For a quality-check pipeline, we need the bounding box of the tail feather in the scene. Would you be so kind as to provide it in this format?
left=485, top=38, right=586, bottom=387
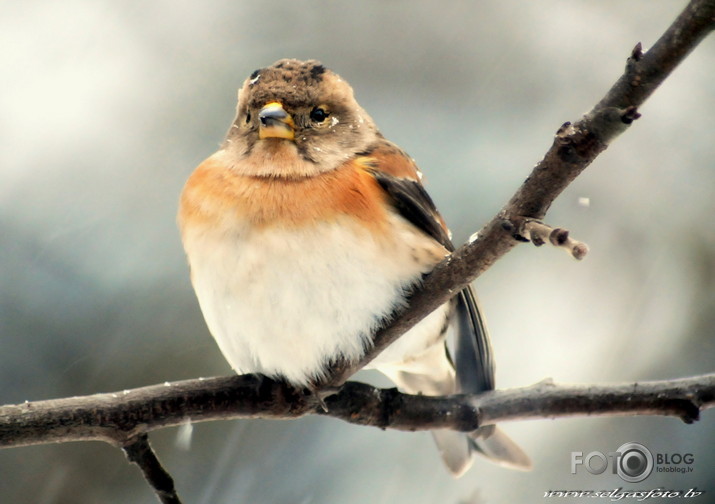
left=430, top=427, right=531, bottom=477
left=431, top=430, right=473, bottom=478
left=470, top=427, right=532, bottom=471
left=431, top=426, right=531, bottom=477
left=377, top=287, right=530, bottom=476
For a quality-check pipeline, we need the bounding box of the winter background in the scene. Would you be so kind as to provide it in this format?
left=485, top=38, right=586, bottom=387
left=1, top=1, right=714, bottom=503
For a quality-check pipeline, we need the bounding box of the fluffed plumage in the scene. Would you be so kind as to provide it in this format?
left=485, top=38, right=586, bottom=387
left=178, top=59, right=530, bottom=476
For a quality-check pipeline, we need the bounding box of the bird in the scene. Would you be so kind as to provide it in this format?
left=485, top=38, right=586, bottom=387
left=178, top=58, right=530, bottom=476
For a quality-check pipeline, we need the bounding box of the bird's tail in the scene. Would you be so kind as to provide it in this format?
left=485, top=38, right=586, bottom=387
left=431, top=425, right=531, bottom=477
left=379, top=343, right=531, bottom=477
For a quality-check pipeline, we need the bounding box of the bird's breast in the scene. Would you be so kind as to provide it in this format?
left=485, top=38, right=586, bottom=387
left=178, top=152, right=448, bottom=385
left=178, top=151, right=391, bottom=232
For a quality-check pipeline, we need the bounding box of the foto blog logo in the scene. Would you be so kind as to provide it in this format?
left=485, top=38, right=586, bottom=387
left=571, top=442, right=653, bottom=483
left=571, top=442, right=694, bottom=483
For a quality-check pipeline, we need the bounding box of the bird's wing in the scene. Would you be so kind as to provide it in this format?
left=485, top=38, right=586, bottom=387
left=357, top=140, right=451, bottom=248
left=360, top=140, right=495, bottom=394
left=362, top=141, right=529, bottom=471
left=369, top=167, right=452, bottom=249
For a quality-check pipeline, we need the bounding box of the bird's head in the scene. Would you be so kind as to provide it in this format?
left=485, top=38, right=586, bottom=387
left=224, top=59, right=380, bottom=178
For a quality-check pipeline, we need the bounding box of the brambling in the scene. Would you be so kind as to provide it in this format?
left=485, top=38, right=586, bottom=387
left=178, top=59, right=530, bottom=476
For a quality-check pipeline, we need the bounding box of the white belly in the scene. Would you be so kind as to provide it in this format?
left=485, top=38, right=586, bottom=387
left=184, top=213, right=449, bottom=386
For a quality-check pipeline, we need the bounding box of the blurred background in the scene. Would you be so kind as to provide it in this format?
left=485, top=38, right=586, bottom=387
left=1, top=1, right=713, bottom=503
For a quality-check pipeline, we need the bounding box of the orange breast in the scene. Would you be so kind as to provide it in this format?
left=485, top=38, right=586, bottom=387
left=178, top=154, right=390, bottom=234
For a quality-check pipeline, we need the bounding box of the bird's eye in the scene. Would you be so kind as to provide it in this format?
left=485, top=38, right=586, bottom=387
left=310, top=107, right=329, bottom=123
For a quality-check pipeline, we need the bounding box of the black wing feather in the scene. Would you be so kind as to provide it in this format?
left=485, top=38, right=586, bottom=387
left=370, top=170, right=452, bottom=250
left=370, top=170, right=495, bottom=394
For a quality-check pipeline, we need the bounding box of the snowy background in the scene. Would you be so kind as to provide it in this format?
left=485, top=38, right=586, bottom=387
left=1, top=1, right=714, bottom=503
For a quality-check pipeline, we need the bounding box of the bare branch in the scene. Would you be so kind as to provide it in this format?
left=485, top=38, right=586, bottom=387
left=1, top=374, right=713, bottom=449
left=325, top=375, right=715, bottom=431
left=0, top=2, right=713, bottom=500
left=521, top=221, right=589, bottom=260
left=123, top=435, right=183, bottom=504
left=0, top=376, right=311, bottom=449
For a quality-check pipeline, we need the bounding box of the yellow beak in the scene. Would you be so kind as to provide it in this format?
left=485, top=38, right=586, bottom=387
left=258, top=102, right=295, bottom=140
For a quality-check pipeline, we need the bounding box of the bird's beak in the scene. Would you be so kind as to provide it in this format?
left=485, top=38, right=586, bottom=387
left=258, top=102, right=295, bottom=140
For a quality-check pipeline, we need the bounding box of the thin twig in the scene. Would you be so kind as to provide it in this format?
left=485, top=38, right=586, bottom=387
left=123, top=434, right=183, bottom=504
left=521, top=220, right=589, bottom=260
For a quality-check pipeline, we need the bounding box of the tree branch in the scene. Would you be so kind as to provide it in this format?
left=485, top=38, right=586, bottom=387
left=322, top=0, right=715, bottom=387
left=123, top=435, right=183, bottom=504
left=326, top=375, right=715, bottom=431
left=1, top=1, right=713, bottom=501
left=1, top=374, right=713, bottom=449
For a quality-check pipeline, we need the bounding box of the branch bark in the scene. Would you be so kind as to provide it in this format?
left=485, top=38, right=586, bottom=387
left=1, top=374, right=713, bottom=448
left=123, top=435, right=182, bottom=504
